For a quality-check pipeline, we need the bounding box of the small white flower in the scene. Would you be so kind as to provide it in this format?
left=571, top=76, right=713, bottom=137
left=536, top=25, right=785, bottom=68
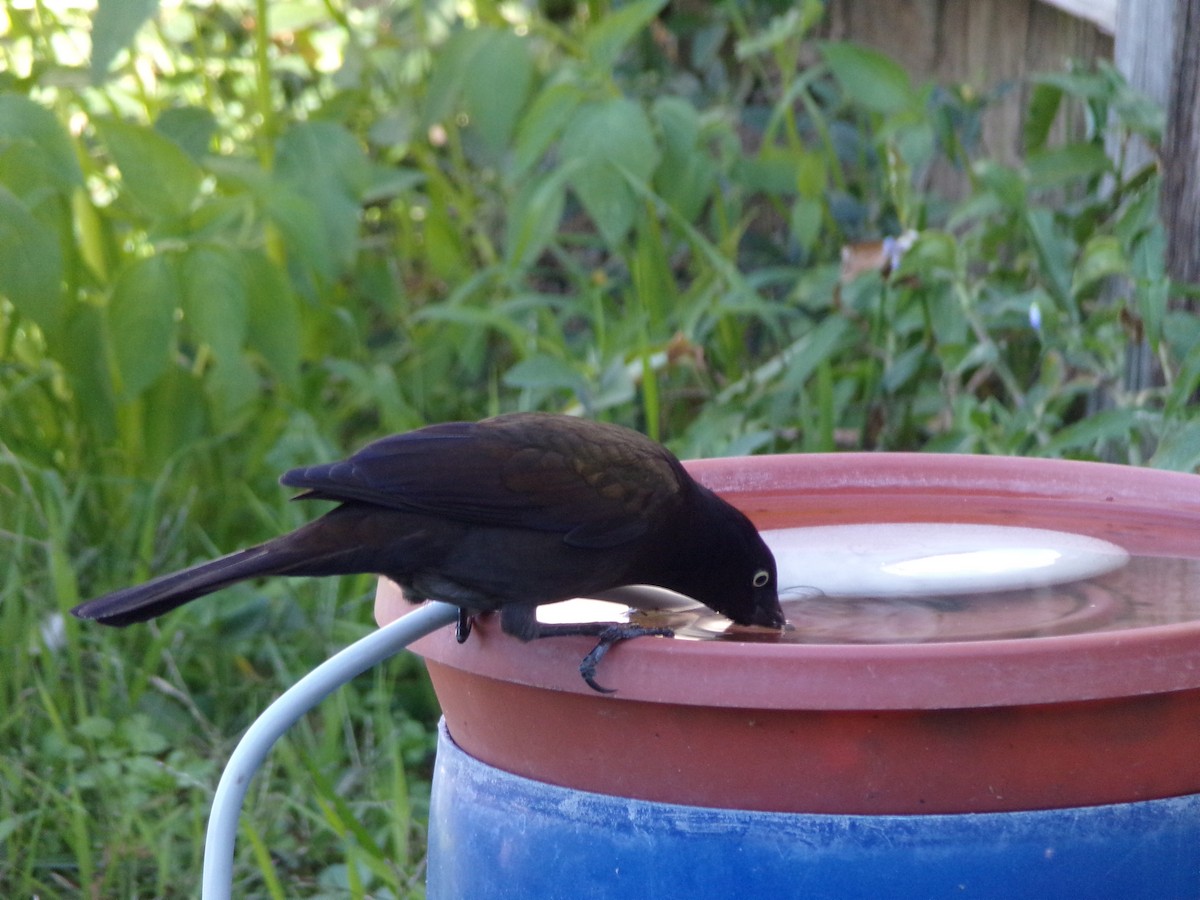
left=40, top=612, right=67, bottom=653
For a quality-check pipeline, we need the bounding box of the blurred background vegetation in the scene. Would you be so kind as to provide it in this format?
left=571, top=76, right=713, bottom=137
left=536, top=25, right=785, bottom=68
left=1, top=0, right=1194, bottom=895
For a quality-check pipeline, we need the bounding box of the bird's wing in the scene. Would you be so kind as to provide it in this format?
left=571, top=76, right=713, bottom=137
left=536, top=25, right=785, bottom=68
left=279, top=414, right=687, bottom=548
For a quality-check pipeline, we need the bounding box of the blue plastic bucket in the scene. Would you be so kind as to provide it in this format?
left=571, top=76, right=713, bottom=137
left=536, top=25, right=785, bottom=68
left=396, top=455, right=1200, bottom=897
left=427, top=720, right=1200, bottom=899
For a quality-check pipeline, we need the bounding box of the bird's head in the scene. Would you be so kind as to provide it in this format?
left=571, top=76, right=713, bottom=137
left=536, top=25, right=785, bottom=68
left=666, top=487, right=786, bottom=631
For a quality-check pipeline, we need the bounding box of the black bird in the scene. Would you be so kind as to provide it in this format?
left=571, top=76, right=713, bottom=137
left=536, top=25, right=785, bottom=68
left=72, top=413, right=785, bottom=691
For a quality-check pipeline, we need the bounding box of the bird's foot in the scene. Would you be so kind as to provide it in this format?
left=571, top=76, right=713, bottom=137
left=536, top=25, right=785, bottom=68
left=579, top=624, right=672, bottom=693
left=531, top=621, right=673, bottom=693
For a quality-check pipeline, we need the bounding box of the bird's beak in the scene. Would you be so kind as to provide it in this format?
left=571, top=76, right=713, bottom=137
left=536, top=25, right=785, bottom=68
left=750, top=603, right=787, bottom=630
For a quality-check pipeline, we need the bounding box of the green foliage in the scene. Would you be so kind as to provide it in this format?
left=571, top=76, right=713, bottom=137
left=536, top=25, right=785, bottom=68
left=0, top=0, right=1192, bottom=896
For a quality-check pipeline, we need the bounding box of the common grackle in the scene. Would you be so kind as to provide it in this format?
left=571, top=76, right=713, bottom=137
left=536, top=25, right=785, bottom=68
left=72, top=412, right=785, bottom=691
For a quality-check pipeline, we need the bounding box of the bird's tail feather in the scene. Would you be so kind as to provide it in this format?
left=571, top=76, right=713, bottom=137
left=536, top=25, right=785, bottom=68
left=71, top=543, right=307, bottom=627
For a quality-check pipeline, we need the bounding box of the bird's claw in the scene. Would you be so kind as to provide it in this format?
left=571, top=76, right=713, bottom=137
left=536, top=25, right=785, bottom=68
left=578, top=624, right=674, bottom=693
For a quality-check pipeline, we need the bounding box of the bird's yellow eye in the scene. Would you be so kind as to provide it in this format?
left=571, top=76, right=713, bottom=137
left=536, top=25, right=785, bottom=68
left=752, top=569, right=770, bottom=587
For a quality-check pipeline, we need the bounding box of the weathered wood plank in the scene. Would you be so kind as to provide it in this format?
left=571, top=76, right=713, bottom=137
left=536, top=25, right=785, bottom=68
left=1041, top=0, right=1116, bottom=31
left=1161, top=0, right=1200, bottom=292
left=821, top=0, right=1113, bottom=192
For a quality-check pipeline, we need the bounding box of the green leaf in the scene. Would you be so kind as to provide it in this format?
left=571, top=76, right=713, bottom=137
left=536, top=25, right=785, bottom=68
left=970, top=160, right=1026, bottom=211
left=421, top=188, right=473, bottom=283
left=1137, top=273, right=1168, bottom=351
left=1024, top=82, right=1063, bottom=154
left=275, top=121, right=370, bottom=198
left=0, top=95, right=84, bottom=192
left=512, top=81, right=585, bottom=179
left=107, top=254, right=179, bottom=398
left=719, top=316, right=853, bottom=403
left=206, top=351, right=259, bottom=425
left=425, top=28, right=536, bottom=164
left=820, top=41, right=915, bottom=115
left=1071, top=234, right=1128, bottom=297
left=560, top=99, right=660, bottom=246
left=181, top=244, right=248, bottom=365
left=91, top=0, right=160, bottom=81
left=789, top=316, right=854, bottom=384
left=1133, top=222, right=1168, bottom=348
left=1032, top=69, right=1113, bottom=101
left=789, top=198, right=822, bottom=254
left=735, top=2, right=824, bottom=59
left=60, top=302, right=118, bottom=440
left=207, top=155, right=341, bottom=286
left=896, top=230, right=958, bottom=280
left=653, top=97, right=700, bottom=154
left=1026, top=208, right=1073, bottom=306
left=155, top=106, right=217, bottom=161
left=1026, top=143, right=1111, bottom=187
left=140, top=366, right=207, bottom=467
left=0, top=186, right=64, bottom=333
left=244, top=250, right=301, bottom=390
left=262, top=187, right=336, bottom=285
left=503, top=354, right=587, bottom=394
left=652, top=97, right=716, bottom=222
left=414, top=302, right=529, bottom=347
left=794, top=149, right=827, bottom=197
left=505, top=163, right=572, bottom=270
left=461, top=31, right=535, bottom=162
left=1112, top=81, right=1166, bottom=140
left=1165, top=318, right=1200, bottom=417
left=883, top=342, right=927, bottom=394
left=591, top=357, right=637, bottom=412
left=423, top=30, right=481, bottom=124
left=1115, top=175, right=1162, bottom=246
left=633, top=213, right=676, bottom=327
left=1152, top=421, right=1200, bottom=472
left=0, top=140, right=76, bottom=226
left=275, top=122, right=367, bottom=274
left=732, top=151, right=800, bottom=196
left=94, top=118, right=203, bottom=221
left=583, top=0, right=669, bottom=70
left=1040, top=409, right=1142, bottom=456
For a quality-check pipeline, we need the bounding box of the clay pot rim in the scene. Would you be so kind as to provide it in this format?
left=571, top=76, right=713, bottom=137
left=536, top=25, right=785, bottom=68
left=404, top=611, right=1200, bottom=710
left=685, top=451, right=1200, bottom=512
left=386, top=453, right=1200, bottom=711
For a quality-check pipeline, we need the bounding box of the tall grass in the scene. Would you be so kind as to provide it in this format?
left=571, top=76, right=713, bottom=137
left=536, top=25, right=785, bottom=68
left=1, top=445, right=437, bottom=895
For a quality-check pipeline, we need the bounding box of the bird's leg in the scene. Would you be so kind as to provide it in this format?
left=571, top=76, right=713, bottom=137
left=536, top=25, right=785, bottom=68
left=403, top=580, right=474, bottom=643
left=455, top=608, right=474, bottom=644
left=530, top=621, right=674, bottom=694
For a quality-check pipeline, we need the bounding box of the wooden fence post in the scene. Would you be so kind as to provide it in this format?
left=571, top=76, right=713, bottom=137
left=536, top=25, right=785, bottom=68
left=1160, top=0, right=1200, bottom=298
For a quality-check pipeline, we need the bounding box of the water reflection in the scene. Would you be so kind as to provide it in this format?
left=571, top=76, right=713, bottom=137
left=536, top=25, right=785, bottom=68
left=536, top=523, right=1200, bottom=645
